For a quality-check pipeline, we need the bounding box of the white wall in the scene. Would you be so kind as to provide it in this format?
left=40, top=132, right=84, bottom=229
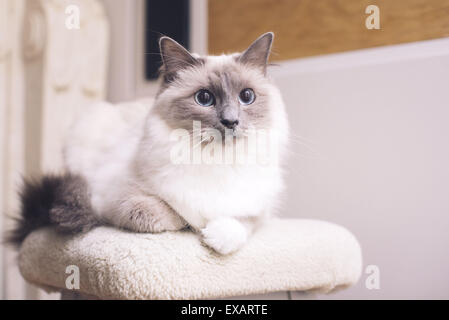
left=271, top=38, right=449, bottom=299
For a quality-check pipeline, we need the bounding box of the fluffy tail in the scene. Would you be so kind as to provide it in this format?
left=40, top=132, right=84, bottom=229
left=6, top=173, right=100, bottom=248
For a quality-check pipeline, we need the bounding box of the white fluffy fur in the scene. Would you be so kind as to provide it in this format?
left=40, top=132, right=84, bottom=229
left=64, top=55, right=289, bottom=254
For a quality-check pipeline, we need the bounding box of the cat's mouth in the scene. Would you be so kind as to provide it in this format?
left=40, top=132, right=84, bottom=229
left=191, top=127, right=246, bottom=147
left=228, top=128, right=245, bottom=138
left=218, top=126, right=247, bottom=140
left=186, top=121, right=249, bottom=145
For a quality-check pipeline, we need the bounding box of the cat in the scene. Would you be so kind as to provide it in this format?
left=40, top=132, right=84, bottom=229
left=8, top=32, right=289, bottom=255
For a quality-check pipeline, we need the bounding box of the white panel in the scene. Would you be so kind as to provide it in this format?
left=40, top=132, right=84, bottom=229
left=190, top=0, right=208, bottom=55
left=1, top=0, right=28, bottom=300
left=102, top=0, right=138, bottom=102
left=0, top=0, right=108, bottom=300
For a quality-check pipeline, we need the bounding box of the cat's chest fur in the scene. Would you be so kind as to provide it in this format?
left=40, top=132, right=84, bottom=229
left=144, top=161, right=282, bottom=229
left=134, top=115, right=283, bottom=229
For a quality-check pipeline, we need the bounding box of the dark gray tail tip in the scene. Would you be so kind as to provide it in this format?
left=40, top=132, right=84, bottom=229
left=4, top=173, right=100, bottom=249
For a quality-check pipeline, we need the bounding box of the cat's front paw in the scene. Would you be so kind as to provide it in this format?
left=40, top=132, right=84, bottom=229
left=116, top=195, right=187, bottom=233
left=201, top=218, right=248, bottom=255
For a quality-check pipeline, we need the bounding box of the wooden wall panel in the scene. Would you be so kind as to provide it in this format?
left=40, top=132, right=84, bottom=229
left=208, top=0, right=449, bottom=60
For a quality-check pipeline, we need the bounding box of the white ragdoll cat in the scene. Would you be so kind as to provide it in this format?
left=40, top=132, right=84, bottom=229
left=9, top=33, right=288, bottom=255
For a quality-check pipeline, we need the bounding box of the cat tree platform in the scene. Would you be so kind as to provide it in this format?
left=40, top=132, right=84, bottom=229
left=17, top=219, right=362, bottom=299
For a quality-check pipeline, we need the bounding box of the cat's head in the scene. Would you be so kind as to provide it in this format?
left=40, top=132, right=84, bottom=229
left=153, top=32, right=280, bottom=137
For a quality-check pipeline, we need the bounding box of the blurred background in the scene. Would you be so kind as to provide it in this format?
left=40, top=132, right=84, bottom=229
left=1, top=0, right=448, bottom=299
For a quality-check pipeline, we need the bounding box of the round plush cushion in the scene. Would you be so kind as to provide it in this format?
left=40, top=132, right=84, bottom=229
left=18, top=218, right=362, bottom=299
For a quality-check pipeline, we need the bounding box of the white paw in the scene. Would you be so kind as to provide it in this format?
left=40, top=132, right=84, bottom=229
left=201, top=218, right=248, bottom=255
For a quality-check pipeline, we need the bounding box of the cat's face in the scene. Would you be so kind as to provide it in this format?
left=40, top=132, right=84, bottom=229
left=153, top=33, right=277, bottom=137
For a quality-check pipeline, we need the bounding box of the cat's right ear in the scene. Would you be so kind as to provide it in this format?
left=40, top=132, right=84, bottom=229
left=159, top=37, right=199, bottom=82
left=238, top=32, right=274, bottom=75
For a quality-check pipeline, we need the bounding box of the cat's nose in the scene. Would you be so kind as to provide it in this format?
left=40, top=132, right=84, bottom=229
left=220, top=118, right=239, bottom=129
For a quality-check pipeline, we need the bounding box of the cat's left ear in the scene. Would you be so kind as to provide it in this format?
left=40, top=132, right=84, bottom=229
left=238, top=32, right=274, bottom=75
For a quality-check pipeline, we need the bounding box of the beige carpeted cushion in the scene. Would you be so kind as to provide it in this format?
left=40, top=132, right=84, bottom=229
left=18, top=219, right=362, bottom=299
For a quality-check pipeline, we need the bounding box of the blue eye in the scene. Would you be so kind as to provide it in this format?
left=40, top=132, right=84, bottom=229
left=239, top=88, right=255, bottom=105
left=194, top=89, right=215, bottom=107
